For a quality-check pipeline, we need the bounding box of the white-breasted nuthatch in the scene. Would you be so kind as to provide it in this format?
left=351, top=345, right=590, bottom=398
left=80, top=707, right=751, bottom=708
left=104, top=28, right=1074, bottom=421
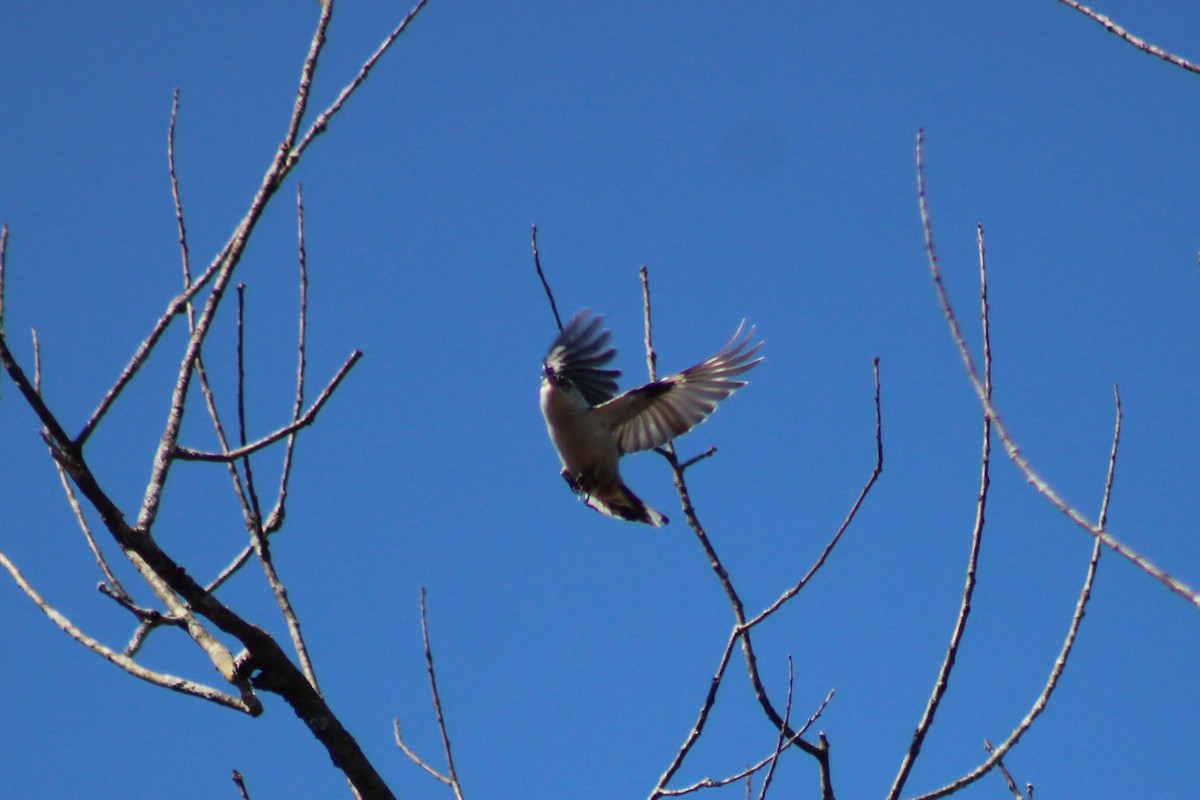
left=540, top=310, right=761, bottom=526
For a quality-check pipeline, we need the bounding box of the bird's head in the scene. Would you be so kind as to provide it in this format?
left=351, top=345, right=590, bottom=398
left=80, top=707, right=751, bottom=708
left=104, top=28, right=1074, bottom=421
left=542, top=360, right=577, bottom=395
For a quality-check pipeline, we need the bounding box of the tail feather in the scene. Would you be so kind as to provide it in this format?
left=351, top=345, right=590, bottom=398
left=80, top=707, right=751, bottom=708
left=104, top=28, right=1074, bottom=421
left=585, top=482, right=668, bottom=527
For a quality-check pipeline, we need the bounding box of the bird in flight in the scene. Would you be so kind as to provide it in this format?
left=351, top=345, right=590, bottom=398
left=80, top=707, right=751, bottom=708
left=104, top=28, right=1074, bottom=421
left=540, top=310, right=762, bottom=526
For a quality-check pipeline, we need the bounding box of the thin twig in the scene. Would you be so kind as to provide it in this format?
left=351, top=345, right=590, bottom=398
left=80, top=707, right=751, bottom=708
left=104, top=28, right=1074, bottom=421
left=886, top=225, right=993, bottom=800
left=1056, top=0, right=1200, bottom=75
left=134, top=0, right=341, bottom=534
left=756, top=656, right=794, bottom=800
left=264, top=183, right=311, bottom=533
left=0, top=547, right=254, bottom=712
left=229, top=285, right=319, bottom=689
left=290, top=0, right=430, bottom=161
left=423, top=587, right=466, bottom=800
left=532, top=225, right=563, bottom=332
left=236, top=284, right=264, bottom=525
left=171, top=90, right=256, bottom=587
left=76, top=86, right=229, bottom=445
left=33, top=331, right=132, bottom=600
left=915, top=129, right=1199, bottom=609
left=173, top=351, right=362, bottom=462
left=984, top=740, right=1026, bottom=800
left=910, top=387, right=1118, bottom=800
left=747, top=358, right=882, bottom=629
left=205, top=546, right=255, bottom=594
left=98, top=583, right=181, bottom=626
left=394, top=720, right=449, bottom=785
left=58, top=465, right=128, bottom=596
left=394, top=588, right=467, bottom=800
left=652, top=629, right=741, bottom=795
left=654, top=689, right=835, bottom=798
left=232, top=769, right=252, bottom=800
left=679, top=446, right=717, bottom=471
left=637, top=268, right=831, bottom=798
left=169, top=89, right=192, bottom=285
left=639, top=265, right=657, bottom=379
left=246, top=496, right=320, bottom=694
left=0, top=223, right=7, bottom=334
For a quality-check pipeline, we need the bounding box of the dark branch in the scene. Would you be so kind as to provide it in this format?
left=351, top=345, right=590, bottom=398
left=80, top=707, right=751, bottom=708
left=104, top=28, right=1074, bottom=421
left=532, top=225, right=563, bottom=332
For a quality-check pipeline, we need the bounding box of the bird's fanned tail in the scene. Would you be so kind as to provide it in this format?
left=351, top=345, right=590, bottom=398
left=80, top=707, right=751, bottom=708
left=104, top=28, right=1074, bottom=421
left=584, top=481, right=668, bottom=527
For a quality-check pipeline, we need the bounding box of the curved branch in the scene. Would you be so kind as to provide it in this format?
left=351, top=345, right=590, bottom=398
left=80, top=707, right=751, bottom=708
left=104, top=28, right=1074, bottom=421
left=746, top=358, right=882, bottom=629
left=1056, top=0, right=1200, bottom=75
left=532, top=225, right=564, bottom=332
left=908, top=392, right=1120, bottom=800
left=886, top=225, right=994, bottom=800
left=0, top=547, right=255, bottom=713
left=915, top=129, right=1199, bottom=609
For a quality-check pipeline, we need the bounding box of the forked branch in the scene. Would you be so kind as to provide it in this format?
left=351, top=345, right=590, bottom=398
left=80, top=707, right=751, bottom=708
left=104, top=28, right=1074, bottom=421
left=394, top=588, right=468, bottom=800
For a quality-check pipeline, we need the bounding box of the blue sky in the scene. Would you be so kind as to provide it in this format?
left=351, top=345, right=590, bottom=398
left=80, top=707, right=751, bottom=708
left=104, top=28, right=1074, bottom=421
left=1, top=2, right=1198, bottom=798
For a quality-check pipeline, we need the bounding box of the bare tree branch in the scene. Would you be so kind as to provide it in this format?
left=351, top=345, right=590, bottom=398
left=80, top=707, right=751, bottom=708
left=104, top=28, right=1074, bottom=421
left=0, top=223, right=7, bottom=335
left=173, top=351, right=362, bottom=463
left=290, top=0, right=430, bottom=162
left=1056, top=0, right=1200, bottom=75
left=655, top=687, right=834, bottom=799
left=652, top=629, right=741, bottom=796
left=0, top=547, right=255, bottom=712
left=911, top=393, right=1113, bottom=800
left=639, top=265, right=658, bottom=380
left=984, top=740, right=1026, bottom=800
left=1, top=324, right=240, bottom=683
left=394, top=588, right=467, bottom=800
left=169, top=88, right=192, bottom=287
left=636, top=267, right=833, bottom=797
left=263, top=183, right=312, bottom=534
left=236, top=284, right=265, bottom=524
left=228, top=284, right=322, bottom=693
left=135, top=4, right=338, bottom=534
left=0, top=4, right=436, bottom=796
left=232, top=769, right=252, bottom=800
left=679, top=446, right=718, bottom=471
left=914, top=128, right=1199, bottom=609
left=531, top=224, right=563, bottom=332
left=908, top=183, right=1119, bottom=798
left=746, top=358, right=882, bottom=630
left=58, top=468, right=126, bottom=597
left=756, top=656, right=795, bottom=800
left=886, top=224, right=994, bottom=800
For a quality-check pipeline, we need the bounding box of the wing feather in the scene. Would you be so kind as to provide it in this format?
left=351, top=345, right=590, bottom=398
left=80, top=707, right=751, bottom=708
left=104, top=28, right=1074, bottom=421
left=596, top=322, right=762, bottom=454
left=543, top=310, right=621, bottom=406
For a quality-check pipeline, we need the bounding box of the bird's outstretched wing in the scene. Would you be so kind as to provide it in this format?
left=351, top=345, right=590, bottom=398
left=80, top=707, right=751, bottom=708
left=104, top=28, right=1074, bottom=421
left=595, top=322, right=762, bottom=454
left=544, top=310, right=621, bottom=406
